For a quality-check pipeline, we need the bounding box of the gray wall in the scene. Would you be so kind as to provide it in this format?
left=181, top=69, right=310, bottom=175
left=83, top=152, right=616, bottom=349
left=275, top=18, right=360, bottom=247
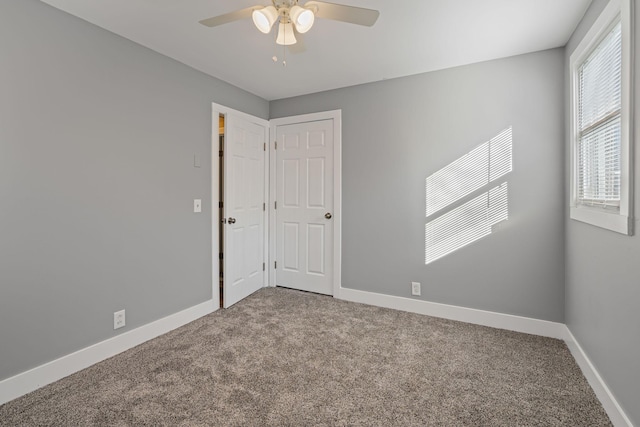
left=5, top=2, right=634, bottom=422
left=271, top=49, right=566, bottom=322
left=565, top=0, right=640, bottom=425
left=0, top=0, right=268, bottom=381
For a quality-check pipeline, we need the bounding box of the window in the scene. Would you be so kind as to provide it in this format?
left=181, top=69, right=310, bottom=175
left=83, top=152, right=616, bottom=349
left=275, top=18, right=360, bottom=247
left=569, top=0, right=633, bottom=235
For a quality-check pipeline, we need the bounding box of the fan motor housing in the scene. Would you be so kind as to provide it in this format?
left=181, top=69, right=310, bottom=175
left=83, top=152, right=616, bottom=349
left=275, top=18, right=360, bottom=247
left=273, top=0, right=299, bottom=10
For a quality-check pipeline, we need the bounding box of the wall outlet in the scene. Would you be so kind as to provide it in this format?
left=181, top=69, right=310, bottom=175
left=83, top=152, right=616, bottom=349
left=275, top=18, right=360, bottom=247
left=114, top=310, right=126, bottom=330
left=411, top=282, right=421, bottom=296
left=193, top=199, right=202, bottom=213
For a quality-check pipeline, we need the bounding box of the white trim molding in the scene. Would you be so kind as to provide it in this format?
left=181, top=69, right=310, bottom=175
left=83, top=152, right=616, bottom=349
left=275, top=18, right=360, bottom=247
left=1, top=287, right=633, bottom=427
left=269, top=110, right=342, bottom=296
left=563, top=327, right=633, bottom=427
left=568, top=0, right=634, bottom=235
left=211, top=103, right=271, bottom=304
left=337, top=287, right=566, bottom=339
left=0, top=299, right=216, bottom=406
left=337, top=287, right=632, bottom=425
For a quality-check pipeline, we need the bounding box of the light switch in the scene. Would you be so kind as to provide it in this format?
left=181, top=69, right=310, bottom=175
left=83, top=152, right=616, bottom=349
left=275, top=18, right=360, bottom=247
left=194, top=199, right=202, bottom=213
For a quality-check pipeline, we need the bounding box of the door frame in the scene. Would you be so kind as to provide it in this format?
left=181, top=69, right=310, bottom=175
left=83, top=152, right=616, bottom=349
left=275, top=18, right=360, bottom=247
left=211, top=103, right=270, bottom=310
left=269, top=110, right=342, bottom=296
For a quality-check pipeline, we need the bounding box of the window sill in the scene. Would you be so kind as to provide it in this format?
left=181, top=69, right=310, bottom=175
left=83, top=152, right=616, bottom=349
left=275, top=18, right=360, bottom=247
left=570, top=206, right=632, bottom=235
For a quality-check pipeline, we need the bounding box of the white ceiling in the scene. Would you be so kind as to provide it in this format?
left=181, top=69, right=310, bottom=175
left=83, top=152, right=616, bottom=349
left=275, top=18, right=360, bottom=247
left=40, top=0, right=592, bottom=101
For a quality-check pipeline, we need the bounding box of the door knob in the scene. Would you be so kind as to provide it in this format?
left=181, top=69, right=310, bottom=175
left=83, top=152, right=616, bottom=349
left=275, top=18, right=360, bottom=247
left=228, top=217, right=236, bottom=224
left=325, top=213, right=332, bottom=219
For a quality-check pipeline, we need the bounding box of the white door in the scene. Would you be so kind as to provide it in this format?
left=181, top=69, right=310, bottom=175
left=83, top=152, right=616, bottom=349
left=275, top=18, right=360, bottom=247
left=275, top=119, right=334, bottom=295
left=224, top=113, right=266, bottom=308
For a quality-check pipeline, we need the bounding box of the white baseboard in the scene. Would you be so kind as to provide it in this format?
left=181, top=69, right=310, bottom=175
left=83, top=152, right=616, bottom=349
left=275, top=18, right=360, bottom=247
left=336, top=287, right=632, bottom=426
left=0, top=299, right=216, bottom=406
left=1, top=289, right=632, bottom=427
left=337, top=287, right=566, bottom=339
left=563, top=327, right=633, bottom=427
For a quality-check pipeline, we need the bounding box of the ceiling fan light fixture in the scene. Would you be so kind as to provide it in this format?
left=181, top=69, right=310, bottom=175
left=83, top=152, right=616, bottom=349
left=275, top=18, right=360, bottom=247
left=276, top=22, right=297, bottom=45
left=252, top=5, right=278, bottom=34
left=290, top=5, right=315, bottom=33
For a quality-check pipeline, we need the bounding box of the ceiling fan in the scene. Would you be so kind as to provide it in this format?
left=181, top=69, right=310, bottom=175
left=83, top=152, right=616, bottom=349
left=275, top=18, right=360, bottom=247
left=199, top=0, right=380, bottom=47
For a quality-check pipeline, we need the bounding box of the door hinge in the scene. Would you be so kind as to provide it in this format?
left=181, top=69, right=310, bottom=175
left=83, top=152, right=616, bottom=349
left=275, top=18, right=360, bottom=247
left=274, top=141, right=277, bottom=150
left=218, top=150, right=223, bottom=157
left=219, top=252, right=223, bottom=260
left=274, top=261, right=277, bottom=269
left=219, top=201, right=223, bottom=209
left=262, top=262, right=265, bottom=271
left=274, top=201, right=277, bottom=210
left=263, top=202, right=266, bottom=211
left=264, top=142, right=266, bottom=151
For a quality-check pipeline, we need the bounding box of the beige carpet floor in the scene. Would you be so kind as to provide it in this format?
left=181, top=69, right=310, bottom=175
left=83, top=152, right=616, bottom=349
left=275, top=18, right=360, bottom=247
left=0, top=287, right=611, bottom=426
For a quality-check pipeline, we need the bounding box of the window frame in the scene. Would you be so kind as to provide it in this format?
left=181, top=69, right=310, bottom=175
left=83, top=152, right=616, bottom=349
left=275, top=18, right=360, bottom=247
left=569, top=0, right=634, bottom=235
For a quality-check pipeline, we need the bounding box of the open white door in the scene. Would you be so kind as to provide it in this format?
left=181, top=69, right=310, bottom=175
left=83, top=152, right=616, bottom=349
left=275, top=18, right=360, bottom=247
left=223, top=112, right=267, bottom=308
left=273, top=117, right=337, bottom=295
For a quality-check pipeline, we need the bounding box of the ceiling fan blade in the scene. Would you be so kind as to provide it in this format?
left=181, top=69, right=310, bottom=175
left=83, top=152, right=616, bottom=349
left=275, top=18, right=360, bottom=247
left=304, top=1, right=379, bottom=27
left=199, top=6, right=255, bottom=28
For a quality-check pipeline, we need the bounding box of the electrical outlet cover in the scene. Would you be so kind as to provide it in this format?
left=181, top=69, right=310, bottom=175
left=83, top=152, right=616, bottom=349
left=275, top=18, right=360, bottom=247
left=114, top=310, right=126, bottom=330
left=411, top=282, right=421, bottom=296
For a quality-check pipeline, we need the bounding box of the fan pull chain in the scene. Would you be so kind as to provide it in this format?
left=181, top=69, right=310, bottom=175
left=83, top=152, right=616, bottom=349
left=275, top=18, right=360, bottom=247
left=272, top=29, right=278, bottom=63
left=282, top=20, right=287, bottom=67
left=282, top=39, right=287, bottom=67
left=272, top=19, right=280, bottom=64
left=272, top=23, right=287, bottom=67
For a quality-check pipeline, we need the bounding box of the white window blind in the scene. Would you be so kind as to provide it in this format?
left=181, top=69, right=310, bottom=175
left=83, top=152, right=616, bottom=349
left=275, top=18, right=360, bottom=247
left=577, top=21, right=622, bottom=209
left=569, top=0, right=632, bottom=235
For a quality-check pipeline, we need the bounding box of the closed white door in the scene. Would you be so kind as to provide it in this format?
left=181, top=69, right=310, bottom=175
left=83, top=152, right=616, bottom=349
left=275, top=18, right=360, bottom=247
left=275, top=119, right=334, bottom=295
left=224, top=113, right=266, bottom=308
